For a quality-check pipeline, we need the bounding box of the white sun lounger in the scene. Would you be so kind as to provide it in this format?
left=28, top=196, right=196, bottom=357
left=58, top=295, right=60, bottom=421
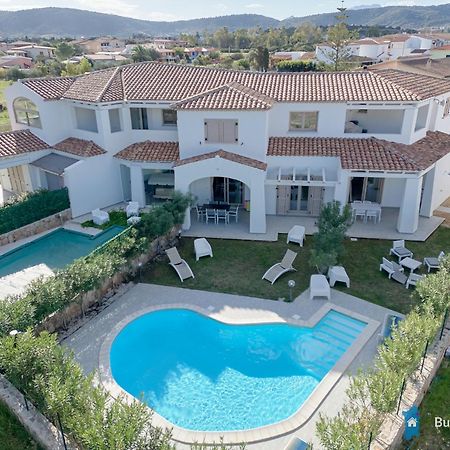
left=166, top=247, right=194, bottom=282
left=262, top=249, right=297, bottom=284
left=309, top=274, right=330, bottom=300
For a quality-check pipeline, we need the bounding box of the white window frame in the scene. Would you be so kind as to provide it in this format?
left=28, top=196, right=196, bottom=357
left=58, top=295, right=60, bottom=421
left=13, top=97, right=42, bottom=128
left=289, top=111, right=318, bottom=132
left=162, top=109, right=177, bottom=126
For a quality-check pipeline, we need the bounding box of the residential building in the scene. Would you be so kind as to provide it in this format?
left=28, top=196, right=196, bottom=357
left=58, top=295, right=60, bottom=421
left=6, top=45, right=56, bottom=61
left=316, top=35, right=434, bottom=65
left=1, top=63, right=450, bottom=236
left=430, top=45, right=450, bottom=59
left=72, top=37, right=126, bottom=54
left=369, top=56, right=450, bottom=79
left=0, top=56, right=34, bottom=70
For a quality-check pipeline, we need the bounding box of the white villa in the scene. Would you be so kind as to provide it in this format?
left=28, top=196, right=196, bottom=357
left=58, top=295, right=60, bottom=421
left=1, top=62, right=450, bottom=235
left=316, top=35, right=434, bottom=65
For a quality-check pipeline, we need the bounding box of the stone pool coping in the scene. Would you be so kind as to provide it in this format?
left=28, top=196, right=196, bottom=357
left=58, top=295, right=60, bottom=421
left=98, top=301, right=379, bottom=444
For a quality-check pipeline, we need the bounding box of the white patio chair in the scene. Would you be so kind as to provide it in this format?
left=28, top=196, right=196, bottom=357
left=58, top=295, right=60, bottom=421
left=378, top=313, right=404, bottom=342
left=353, top=209, right=366, bottom=222
left=309, top=274, right=330, bottom=300
left=195, top=205, right=205, bottom=222
left=166, top=247, right=194, bottom=282
left=228, top=205, right=239, bottom=223
left=406, top=273, right=423, bottom=289
left=126, top=201, right=139, bottom=218
left=205, top=208, right=217, bottom=224
left=423, top=251, right=445, bottom=272
left=390, top=240, right=413, bottom=262
left=262, top=249, right=297, bottom=284
left=194, top=238, right=213, bottom=261
left=287, top=225, right=306, bottom=246
left=379, top=257, right=404, bottom=279
left=216, top=209, right=228, bottom=224
left=365, top=209, right=379, bottom=223
left=92, top=208, right=109, bottom=226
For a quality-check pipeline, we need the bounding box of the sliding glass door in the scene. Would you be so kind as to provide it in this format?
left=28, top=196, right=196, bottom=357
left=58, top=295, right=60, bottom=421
left=349, top=177, right=384, bottom=203
left=212, top=178, right=243, bottom=204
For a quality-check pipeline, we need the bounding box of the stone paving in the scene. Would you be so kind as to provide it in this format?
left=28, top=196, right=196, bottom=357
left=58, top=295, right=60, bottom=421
left=64, top=283, right=398, bottom=449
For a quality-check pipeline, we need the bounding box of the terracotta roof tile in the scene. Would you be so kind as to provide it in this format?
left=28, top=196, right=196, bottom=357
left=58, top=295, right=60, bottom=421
left=268, top=132, right=450, bottom=171
left=0, top=130, right=49, bottom=158
left=173, top=82, right=275, bottom=110
left=267, top=137, right=418, bottom=171
left=53, top=137, right=106, bottom=157
left=21, top=76, right=75, bottom=101
left=20, top=62, right=450, bottom=104
left=115, top=141, right=179, bottom=162
left=174, top=149, right=267, bottom=171
left=372, top=70, right=450, bottom=98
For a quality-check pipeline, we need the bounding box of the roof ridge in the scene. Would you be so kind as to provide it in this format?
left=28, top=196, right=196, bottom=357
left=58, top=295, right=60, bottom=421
left=97, top=65, right=123, bottom=102
left=225, top=82, right=275, bottom=105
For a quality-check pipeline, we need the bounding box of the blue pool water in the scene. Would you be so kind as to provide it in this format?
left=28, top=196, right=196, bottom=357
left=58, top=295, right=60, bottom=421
left=0, top=226, right=124, bottom=278
left=110, top=308, right=367, bottom=431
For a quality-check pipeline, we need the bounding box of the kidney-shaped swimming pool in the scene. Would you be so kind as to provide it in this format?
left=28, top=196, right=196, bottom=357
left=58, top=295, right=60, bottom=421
left=110, top=308, right=366, bottom=432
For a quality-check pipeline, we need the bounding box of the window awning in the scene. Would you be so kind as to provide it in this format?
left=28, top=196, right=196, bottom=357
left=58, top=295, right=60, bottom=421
left=30, top=153, right=78, bottom=176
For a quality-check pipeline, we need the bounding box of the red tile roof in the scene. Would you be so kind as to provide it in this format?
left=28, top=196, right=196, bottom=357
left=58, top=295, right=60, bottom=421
left=20, top=62, right=450, bottom=104
left=267, top=132, right=450, bottom=171
left=173, top=82, right=275, bottom=110
left=174, top=149, right=267, bottom=171
left=0, top=129, right=49, bottom=158
left=115, top=141, right=179, bottom=162
left=21, top=76, right=75, bottom=101
left=53, top=137, right=106, bottom=157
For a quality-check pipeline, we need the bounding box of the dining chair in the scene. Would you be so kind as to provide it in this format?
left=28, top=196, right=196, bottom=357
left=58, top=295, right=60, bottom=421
left=205, top=208, right=217, bottom=224
left=216, top=209, right=228, bottom=224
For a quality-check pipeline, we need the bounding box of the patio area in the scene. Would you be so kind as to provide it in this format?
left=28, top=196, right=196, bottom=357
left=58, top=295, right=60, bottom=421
left=63, top=283, right=393, bottom=449
left=183, top=207, right=444, bottom=242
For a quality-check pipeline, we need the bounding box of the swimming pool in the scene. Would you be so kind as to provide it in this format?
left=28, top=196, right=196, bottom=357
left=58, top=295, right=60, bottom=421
left=110, top=308, right=367, bottom=432
left=0, top=226, right=124, bottom=278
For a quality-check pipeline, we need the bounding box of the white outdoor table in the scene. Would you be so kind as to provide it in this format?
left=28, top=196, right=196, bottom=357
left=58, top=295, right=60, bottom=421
left=400, top=257, right=422, bottom=273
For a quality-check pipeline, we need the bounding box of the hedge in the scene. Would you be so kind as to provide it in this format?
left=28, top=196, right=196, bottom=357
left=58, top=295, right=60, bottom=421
left=0, top=189, right=70, bottom=235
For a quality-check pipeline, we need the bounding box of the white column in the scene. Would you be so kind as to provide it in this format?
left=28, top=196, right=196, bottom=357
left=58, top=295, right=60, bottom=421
left=397, top=177, right=423, bottom=233
left=249, top=177, right=266, bottom=234
left=419, top=169, right=435, bottom=217
left=334, top=172, right=350, bottom=207
left=130, top=165, right=145, bottom=207
left=401, top=108, right=418, bottom=144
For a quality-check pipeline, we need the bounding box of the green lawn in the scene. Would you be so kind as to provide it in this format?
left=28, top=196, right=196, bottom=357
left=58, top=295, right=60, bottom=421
left=402, top=358, right=450, bottom=449
left=142, top=226, right=450, bottom=314
left=0, top=400, right=42, bottom=450
left=0, top=80, right=12, bottom=132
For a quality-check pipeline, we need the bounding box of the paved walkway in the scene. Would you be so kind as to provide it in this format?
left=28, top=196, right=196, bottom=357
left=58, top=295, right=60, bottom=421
left=64, top=283, right=397, bottom=449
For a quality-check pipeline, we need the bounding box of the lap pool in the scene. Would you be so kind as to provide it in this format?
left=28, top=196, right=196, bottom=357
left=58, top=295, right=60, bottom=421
left=110, top=308, right=367, bottom=432
left=0, top=226, right=124, bottom=278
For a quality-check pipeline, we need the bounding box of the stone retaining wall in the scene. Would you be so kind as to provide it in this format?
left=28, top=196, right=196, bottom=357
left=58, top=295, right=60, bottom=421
left=0, top=374, right=78, bottom=450
left=371, top=324, right=450, bottom=449
left=0, top=209, right=72, bottom=247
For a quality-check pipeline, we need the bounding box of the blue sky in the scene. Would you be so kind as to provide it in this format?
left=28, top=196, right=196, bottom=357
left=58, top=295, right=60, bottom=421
left=0, top=0, right=447, bottom=21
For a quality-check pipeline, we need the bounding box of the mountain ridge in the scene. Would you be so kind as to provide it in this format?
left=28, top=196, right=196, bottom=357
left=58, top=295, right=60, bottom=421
left=0, top=5, right=449, bottom=38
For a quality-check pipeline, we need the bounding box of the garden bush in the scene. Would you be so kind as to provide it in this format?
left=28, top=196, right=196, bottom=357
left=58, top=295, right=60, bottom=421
left=0, top=188, right=70, bottom=234
left=310, top=201, right=351, bottom=273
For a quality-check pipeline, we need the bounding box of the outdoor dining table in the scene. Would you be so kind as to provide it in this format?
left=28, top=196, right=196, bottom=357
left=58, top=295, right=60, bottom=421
left=202, top=203, right=230, bottom=211
left=350, top=202, right=382, bottom=223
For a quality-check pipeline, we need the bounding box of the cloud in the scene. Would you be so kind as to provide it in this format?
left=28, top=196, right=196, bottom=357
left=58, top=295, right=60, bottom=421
left=76, top=0, right=138, bottom=17
left=245, top=3, right=264, bottom=9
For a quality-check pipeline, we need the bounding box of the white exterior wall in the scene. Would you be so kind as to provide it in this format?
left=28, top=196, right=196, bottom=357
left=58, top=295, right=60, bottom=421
left=64, top=155, right=123, bottom=217
left=177, top=110, right=269, bottom=162
left=381, top=178, right=405, bottom=207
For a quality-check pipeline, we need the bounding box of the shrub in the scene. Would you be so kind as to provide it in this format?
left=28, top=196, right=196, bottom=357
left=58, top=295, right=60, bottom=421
left=310, top=201, right=351, bottom=273
left=276, top=60, right=320, bottom=72
left=0, top=188, right=70, bottom=234
left=0, top=331, right=175, bottom=450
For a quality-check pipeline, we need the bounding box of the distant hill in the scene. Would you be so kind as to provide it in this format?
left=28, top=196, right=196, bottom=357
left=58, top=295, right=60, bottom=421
left=281, top=4, right=450, bottom=29
left=0, top=8, right=278, bottom=38
left=0, top=4, right=449, bottom=38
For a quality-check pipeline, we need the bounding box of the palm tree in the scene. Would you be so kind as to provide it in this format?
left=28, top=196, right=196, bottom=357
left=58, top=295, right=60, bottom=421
left=131, top=45, right=160, bottom=63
